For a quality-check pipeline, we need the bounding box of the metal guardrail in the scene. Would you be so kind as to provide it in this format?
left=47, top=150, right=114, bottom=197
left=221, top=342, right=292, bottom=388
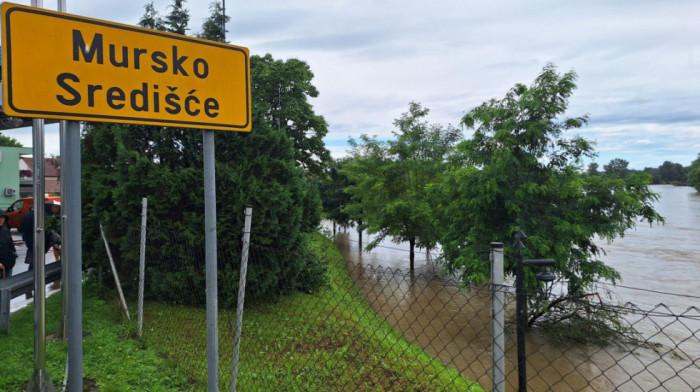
left=0, top=262, right=62, bottom=332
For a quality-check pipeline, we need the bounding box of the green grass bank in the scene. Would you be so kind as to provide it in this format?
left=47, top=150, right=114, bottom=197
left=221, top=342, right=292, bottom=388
left=0, top=233, right=482, bottom=391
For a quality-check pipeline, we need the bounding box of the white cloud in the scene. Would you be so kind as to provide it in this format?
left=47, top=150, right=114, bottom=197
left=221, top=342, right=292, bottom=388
left=2, top=0, right=699, bottom=168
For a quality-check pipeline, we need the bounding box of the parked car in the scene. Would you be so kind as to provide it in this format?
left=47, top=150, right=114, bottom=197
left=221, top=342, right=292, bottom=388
left=3, top=196, right=61, bottom=228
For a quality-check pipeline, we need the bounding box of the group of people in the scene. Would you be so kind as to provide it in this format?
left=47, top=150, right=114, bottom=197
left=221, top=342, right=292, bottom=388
left=0, top=202, right=61, bottom=285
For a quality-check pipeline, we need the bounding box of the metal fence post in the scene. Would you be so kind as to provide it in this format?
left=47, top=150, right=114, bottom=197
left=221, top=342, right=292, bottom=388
left=100, top=224, right=130, bottom=320
left=514, top=231, right=527, bottom=392
left=138, top=198, right=147, bottom=338
left=491, top=242, right=505, bottom=392
left=0, top=288, right=10, bottom=333
left=231, top=206, right=253, bottom=392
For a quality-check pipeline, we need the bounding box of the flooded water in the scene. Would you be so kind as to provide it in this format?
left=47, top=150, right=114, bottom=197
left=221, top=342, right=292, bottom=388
left=332, top=185, right=700, bottom=391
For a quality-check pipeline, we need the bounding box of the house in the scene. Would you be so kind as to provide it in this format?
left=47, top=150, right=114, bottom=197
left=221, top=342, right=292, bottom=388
left=19, top=156, right=60, bottom=197
left=0, top=145, right=32, bottom=209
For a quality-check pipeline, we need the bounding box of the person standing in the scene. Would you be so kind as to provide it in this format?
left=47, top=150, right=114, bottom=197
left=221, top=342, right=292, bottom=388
left=18, top=208, right=60, bottom=296
left=46, top=201, right=62, bottom=289
left=0, top=211, right=18, bottom=279
left=18, top=208, right=36, bottom=271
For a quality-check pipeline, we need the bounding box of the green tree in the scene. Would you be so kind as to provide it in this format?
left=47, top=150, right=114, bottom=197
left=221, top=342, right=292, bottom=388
left=197, top=2, right=227, bottom=42
left=341, top=135, right=383, bottom=249
left=164, top=0, right=189, bottom=35
left=138, top=2, right=165, bottom=30
left=136, top=0, right=200, bottom=171
left=81, top=2, right=326, bottom=306
left=251, top=54, right=331, bottom=176
left=586, top=162, right=599, bottom=176
left=319, top=158, right=353, bottom=235
left=603, top=158, right=629, bottom=178
left=439, top=64, right=663, bottom=327
left=658, top=160, right=686, bottom=184
left=344, top=103, right=461, bottom=269
left=0, top=133, right=23, bottom=147
left=688, top=154, right=700, bottom=192
left=643, top=167, right=662, bottom=184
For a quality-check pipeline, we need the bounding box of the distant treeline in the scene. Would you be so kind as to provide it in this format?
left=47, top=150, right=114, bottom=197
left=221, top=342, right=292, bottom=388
left=587, top=155, right=700, bottom=188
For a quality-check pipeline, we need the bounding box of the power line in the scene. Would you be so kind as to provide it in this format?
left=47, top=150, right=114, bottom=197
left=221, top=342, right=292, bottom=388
left=593, top=280, right=700, bottom=300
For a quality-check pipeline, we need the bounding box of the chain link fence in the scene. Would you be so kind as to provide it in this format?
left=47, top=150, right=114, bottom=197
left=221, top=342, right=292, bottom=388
left=123, top=227, right=479, bottom=391
left=93, top=224, right=700, bottom=391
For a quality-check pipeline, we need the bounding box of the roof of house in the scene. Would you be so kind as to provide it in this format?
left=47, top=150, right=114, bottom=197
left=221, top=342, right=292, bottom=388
left=19, top=157, right=60, bottom=177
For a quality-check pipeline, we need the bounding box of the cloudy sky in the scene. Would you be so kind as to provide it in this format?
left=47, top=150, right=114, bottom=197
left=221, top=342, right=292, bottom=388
left=3, top=0, right=699, bottom=169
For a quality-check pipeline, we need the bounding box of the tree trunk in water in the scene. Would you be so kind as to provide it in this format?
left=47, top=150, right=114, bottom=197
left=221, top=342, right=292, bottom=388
left=409, top=237, right=415, bottom=271
left=333, top=221, right=336, bottom=236
left=358, top=228, right=363, bottom=250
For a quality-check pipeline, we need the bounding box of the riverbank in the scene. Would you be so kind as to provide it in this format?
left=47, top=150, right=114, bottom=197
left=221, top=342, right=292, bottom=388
left=0, top=233, right=481, bottom=391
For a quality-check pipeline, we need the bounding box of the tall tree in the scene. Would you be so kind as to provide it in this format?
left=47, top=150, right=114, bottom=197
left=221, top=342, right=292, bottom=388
left=643, top=167, right=662, bottom=184
left=439, top=64, right=663, bottom=326
left=603, top=158, right=629, bottom=178
left=136, top=1, right=199, bottom=170
left=344, top=103, right=461, bottom=269
left=586, top=162, right=599, bottom=176
left=138, top=2, right=165, bottom=30
left=251, top=54, right=331, bottom=176
left=164, top=0, right=189, bottom=35
left=197, top=2, right=227, bottom=42
left=658, top=160, right=686, bottom=184
left=80, top=1, right=326, bottom=306
left=319, top=158, right=353, bottom=235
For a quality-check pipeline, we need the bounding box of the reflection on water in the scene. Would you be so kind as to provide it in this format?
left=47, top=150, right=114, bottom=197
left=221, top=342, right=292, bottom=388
left=331, top=185, right=699, bottom=391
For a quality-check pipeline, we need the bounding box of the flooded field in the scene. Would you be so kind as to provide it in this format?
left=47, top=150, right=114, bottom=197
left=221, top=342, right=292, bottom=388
left=333, top=185, right=700, bottom=391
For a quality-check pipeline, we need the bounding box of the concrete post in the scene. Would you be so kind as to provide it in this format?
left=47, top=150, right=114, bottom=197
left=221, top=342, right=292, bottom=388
left=491, top=242, right=505, bottom=392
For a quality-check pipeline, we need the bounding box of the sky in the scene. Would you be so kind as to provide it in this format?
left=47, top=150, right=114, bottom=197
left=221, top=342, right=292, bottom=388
left=2, top=0, right=699, bottom=169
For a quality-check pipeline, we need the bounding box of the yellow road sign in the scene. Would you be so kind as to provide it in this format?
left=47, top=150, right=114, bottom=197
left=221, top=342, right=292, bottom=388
left=2, top=2, right=251, bottom=131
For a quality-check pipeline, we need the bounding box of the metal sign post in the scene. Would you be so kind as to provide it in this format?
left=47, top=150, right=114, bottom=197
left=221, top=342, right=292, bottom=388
left=2, top=4, right=251, bottom=391
left=203, top=129, right=218, bottom=391
left=27, top=115, right=56, bottom=392
left=24, top=3, right=57, bottom=391
left=65, top=119, right=82, bottom=392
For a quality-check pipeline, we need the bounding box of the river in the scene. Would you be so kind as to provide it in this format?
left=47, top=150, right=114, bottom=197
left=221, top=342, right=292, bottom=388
left=332, top=185, right=700, bottom=391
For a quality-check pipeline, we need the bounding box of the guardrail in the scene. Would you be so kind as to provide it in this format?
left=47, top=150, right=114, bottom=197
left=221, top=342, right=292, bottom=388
left=0, top=262, right=62, bottom=332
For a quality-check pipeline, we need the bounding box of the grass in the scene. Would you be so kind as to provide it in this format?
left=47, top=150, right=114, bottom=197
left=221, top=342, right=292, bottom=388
left=0, top=283, right=190, bottom=391
left=1, top=233, right=483, bottom=391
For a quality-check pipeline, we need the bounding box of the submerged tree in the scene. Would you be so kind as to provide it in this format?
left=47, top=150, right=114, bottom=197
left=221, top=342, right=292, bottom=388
left=344, top=103, right=461, bottom=269
left=319, top=158, right=353, bottom=235
left=439, top=64, right=663, bottom=329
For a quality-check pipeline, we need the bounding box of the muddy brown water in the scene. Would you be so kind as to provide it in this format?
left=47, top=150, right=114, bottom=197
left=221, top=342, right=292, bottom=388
left=332, top=185, right=700, bottom=391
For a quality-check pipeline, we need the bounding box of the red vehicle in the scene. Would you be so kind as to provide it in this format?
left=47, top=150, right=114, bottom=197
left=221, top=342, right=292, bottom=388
left=3, top=196, right=61, bottom=228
